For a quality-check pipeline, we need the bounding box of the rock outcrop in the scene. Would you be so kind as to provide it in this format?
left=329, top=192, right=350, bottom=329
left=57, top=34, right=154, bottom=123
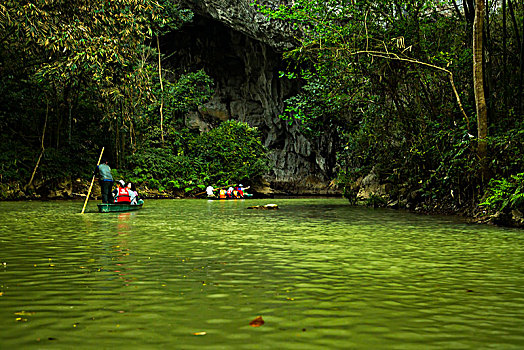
left=167, top=1, right=340, bottom=194
left=179, top=0, right=297, bottom=50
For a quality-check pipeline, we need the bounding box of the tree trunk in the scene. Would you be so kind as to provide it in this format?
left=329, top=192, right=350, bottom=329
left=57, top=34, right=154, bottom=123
left=502, top=0, right=507, bottom=107
left=484, top=0, right=493, bottom=122
left=114, top=118, right=119, bottom=169
left=26, top=99, right=49, bottom=190
left=520, top=7, right=524, bottom=117
left=508, top=0, right=523, bottom=116
left=55, top=94, right=61, bottom=148
left=464, top=0, right=475, bottom=25
left=451, top=0, right=464, bottom=20
left=463, top=0, right=476, bottom=46
left=157, top=35, right=165, bottom=145
left=508, top=0, right=521, bottom=54
left=473, top=0, right=489, bottom=184
left=68, top=99, right=72, bottom=145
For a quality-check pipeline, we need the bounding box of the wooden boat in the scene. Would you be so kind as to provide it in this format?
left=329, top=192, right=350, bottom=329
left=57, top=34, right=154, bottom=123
left=207, top=194, right=253, bottom=200
left=98, top=199, right=144, bottom=213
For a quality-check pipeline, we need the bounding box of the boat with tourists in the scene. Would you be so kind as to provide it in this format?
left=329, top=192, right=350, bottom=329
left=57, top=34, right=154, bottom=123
left=207, top=194, right=253, bottom=200
left=205, top=184, right=252, bottom=200
left=97, top=199, right=144, bottom=213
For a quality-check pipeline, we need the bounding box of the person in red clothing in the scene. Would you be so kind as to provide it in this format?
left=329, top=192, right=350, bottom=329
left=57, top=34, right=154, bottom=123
left=112, top=180, right=131, bottom=203
left=235, top=185, right=244, bottom=198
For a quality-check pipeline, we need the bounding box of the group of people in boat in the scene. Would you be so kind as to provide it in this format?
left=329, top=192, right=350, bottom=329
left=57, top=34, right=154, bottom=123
left=95, top=158, right=140, bottom=205
left=97, top=158, right=250, bottom=203
left=112, top=180, right=140, bottom=205
left=206, top=184, right=250, bottom=199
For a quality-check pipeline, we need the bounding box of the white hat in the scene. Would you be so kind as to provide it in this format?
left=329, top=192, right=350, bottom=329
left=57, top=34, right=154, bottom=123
left=239, top=184, right=243, bottom=187
left=118, top=180, right=125, bottom=186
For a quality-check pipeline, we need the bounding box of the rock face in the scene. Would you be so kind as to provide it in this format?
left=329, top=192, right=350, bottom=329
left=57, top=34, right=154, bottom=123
left=179, top=0, right=297, bottom=50
left=169, top=1, right=340, bottom=194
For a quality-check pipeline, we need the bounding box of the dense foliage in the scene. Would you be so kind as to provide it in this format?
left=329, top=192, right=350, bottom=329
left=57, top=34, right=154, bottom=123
left=0, top=1, right=269, bottom=198
left=122, top=121, right=269, bottom=194
left=0, top=0, right=190, bottom=179
left=482, top=173, right=524, bottom=213
left=256, top=0, right=524, bottom=217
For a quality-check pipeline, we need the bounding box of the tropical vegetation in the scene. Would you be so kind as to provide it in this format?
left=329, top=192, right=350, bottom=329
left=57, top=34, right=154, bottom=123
left=255, top=0, right=523, bottom=222
left=0, top=0, right=523, bottom=225
left=0, top=1, right=268, bottom=198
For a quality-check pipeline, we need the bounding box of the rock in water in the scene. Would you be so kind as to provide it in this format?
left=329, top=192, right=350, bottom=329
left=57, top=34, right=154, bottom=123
left=247, top=204, right=279, bottom=210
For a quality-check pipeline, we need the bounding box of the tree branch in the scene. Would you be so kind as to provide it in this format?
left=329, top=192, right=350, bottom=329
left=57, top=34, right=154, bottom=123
left=26, top=98, right=48, bottom=190
left=351, top=50, right=470, bottom=129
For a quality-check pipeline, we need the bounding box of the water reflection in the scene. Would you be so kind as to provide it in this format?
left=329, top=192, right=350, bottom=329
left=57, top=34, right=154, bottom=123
left=0, top=199, right=523, bottom=349
left=112, top=213, right=132, bottom=287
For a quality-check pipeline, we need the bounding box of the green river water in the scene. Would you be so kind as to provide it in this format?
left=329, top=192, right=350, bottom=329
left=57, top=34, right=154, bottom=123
left=0, top=198, right=523, bottom=349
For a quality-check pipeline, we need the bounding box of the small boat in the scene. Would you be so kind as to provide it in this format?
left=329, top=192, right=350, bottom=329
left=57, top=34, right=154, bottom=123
left=97, top=199, right=144, bottom=213
left=207, top=194, right=253, bottom=200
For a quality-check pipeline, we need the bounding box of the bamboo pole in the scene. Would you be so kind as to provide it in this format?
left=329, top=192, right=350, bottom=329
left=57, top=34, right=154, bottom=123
left=81, top=147, right=105, bottom=214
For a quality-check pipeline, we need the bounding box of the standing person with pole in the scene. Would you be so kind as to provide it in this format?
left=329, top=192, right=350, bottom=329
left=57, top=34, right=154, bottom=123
left=96, top=157, right=114, bottom=204
left=81, top=147, right=105, bottom=214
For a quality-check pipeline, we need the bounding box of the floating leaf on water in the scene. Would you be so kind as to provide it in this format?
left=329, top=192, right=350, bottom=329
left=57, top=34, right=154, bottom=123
left=193, top=332, right=207, bottom=336
left=249, top=316, right=265, bottom=327
left=16, top=317, right=28, bottom=322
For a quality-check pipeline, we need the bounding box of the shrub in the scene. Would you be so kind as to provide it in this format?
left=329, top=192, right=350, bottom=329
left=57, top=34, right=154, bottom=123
left=481, top=173, right=524, bottom=213
left=125, top=120, right=269, bottom=193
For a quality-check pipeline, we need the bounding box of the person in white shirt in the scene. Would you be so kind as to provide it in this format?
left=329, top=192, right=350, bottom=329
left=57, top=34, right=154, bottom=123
left=206, top=185, right=215, bottom=197
left=127, top=182, right=139, bottom=205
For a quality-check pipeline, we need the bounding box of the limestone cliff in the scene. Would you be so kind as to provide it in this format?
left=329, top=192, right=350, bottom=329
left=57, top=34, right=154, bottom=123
left=179, top=0, right=297, bottom=50
left=170, top=1, right=340, bottom=194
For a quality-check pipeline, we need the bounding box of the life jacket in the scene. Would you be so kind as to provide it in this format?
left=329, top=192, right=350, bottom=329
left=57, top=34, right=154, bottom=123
left=236, top=187, right=244, bottom=197
left=116, top=187, right=131, bottom=203
left=219, top=189, right=227, bottom=199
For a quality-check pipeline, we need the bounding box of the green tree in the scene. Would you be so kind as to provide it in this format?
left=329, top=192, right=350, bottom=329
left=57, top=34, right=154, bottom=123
left=125, top=120, right=269, bottom=193
left=0, top=0, right=193, bottom=181
left=254, top=0, right=521, bottom=211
